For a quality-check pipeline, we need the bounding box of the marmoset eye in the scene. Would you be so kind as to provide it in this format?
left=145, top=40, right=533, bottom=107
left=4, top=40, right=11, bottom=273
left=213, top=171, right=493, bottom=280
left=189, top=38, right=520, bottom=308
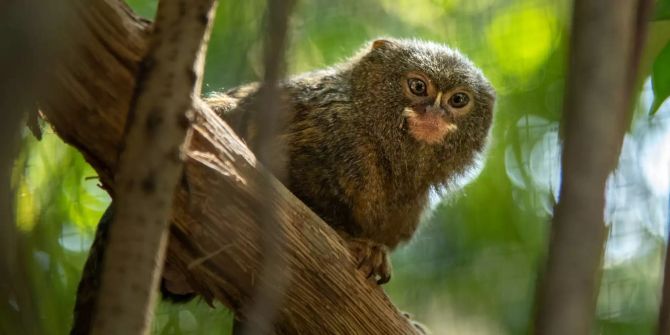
left=408, top=78, right=427, bottom=96
left=448, top=92, right=470, bottom=108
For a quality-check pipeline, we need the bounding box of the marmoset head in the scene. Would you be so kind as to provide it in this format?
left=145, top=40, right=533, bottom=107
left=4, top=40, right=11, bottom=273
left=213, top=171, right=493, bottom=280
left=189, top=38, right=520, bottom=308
left=350, top=38, right=495, bottom=182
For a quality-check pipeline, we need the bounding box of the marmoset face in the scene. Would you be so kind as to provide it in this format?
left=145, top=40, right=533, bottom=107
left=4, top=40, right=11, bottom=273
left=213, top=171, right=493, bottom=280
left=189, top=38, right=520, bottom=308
left=388, top=42, right=494, bottom=148
left=401, top=70, right=477, bottom=145
left=353, top=38, right=494, bottom=150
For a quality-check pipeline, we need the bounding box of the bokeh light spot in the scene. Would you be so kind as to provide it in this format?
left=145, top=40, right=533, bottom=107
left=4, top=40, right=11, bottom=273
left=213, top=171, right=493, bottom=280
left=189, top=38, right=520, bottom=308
left=486, top=5, right=558, bottom=78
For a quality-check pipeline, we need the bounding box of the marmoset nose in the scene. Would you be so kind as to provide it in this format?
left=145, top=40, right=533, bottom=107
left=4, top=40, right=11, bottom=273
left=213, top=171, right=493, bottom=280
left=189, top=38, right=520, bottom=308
left=425, top=104, right=445, bottom=116
left=426, top=91, right=446, bottom=116
left=433, top=91, right=444, bottom=109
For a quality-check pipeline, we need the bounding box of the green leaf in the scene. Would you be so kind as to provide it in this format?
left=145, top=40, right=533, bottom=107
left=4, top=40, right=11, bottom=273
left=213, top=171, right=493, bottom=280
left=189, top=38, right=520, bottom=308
left=651, top=41, right=670, bottom=114
left=655, top=0, right=670, bottom=21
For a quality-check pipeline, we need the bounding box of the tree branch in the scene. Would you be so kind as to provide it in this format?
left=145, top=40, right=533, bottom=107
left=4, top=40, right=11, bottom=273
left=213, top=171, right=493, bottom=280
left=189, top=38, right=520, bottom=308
left=39, top=0, right=418, bottom=334
left=91, top=0, right=217, bottom=334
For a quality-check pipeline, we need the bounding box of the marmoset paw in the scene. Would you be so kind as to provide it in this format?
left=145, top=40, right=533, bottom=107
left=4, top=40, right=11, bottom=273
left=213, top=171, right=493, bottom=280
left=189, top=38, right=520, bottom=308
left=346, top=237, right=392, bottom=284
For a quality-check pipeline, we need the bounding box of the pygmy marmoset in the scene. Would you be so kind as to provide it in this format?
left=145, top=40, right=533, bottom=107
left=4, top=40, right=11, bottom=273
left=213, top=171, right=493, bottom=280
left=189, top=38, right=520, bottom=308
left=72, top=37, right=495, bottom=335
left=207, top=37, right=495, bottom=284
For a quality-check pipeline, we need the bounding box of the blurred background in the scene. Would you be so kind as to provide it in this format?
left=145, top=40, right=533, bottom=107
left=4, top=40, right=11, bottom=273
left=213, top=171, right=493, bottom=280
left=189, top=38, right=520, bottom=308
left=6, top=0, right=670, bottom=334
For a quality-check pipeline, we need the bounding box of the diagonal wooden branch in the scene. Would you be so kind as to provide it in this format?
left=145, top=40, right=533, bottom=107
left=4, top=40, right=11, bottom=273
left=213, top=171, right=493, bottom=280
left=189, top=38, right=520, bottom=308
left=39, top=0, right=418, bottom=334
left=91, top=0, right=217, bottom=334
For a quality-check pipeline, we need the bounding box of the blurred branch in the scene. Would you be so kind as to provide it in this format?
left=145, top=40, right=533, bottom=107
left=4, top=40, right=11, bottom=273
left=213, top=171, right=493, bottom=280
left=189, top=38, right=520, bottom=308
left=0, top=1, right=69, bottom=333
left=534, top=1, right=650, bottom=334
left=237, top=0, right=296, bottom=334
left=38, top=0, right=418, bottom=333
left=90, top=0, right=217, bottom=334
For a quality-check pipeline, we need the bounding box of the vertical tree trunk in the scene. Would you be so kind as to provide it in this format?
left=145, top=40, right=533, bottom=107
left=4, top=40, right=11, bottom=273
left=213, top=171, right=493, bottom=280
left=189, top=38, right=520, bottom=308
left=534, top=1, right=649, bottom=334
left=91, top=1, right=217, bottom=334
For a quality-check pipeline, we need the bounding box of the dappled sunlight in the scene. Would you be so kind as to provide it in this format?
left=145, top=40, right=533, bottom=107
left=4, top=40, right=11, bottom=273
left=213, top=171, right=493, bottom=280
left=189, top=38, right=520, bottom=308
left=501, top=82, right=670, bottom=267
left=16, top=177, right=38, bottom=231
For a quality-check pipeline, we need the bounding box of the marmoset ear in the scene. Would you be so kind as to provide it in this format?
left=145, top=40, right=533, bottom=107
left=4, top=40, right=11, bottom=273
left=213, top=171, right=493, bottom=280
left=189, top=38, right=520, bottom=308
left=371, top=39, right=395, bottom=50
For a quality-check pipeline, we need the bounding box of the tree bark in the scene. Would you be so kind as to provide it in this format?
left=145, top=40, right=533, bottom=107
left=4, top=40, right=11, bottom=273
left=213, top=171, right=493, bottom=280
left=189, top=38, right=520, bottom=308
left=91, top=0, right=217, bottom=334
left=533, top=1, right=648, bottom=334
left=39, top=0, right=419, bottom=334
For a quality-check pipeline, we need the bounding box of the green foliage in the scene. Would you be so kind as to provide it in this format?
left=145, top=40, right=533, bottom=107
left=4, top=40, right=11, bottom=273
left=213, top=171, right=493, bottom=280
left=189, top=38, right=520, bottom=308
left=8, top=130, right=108, bottom=334
left=655, top=0, right=670, bottom=21
left=652, top=41, right=670, bottom=114
left=7, top=0, right=670, bottom=334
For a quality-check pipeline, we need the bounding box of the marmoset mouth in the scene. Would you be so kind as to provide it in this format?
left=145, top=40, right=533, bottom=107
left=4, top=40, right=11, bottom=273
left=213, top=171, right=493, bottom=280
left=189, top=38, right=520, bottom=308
left=403, top=107, right=457, bottom=144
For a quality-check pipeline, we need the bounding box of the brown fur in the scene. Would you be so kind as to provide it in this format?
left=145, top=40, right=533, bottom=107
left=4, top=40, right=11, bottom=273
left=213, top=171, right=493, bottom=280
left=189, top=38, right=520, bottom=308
left=208, top=38, right=495, bottom=282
